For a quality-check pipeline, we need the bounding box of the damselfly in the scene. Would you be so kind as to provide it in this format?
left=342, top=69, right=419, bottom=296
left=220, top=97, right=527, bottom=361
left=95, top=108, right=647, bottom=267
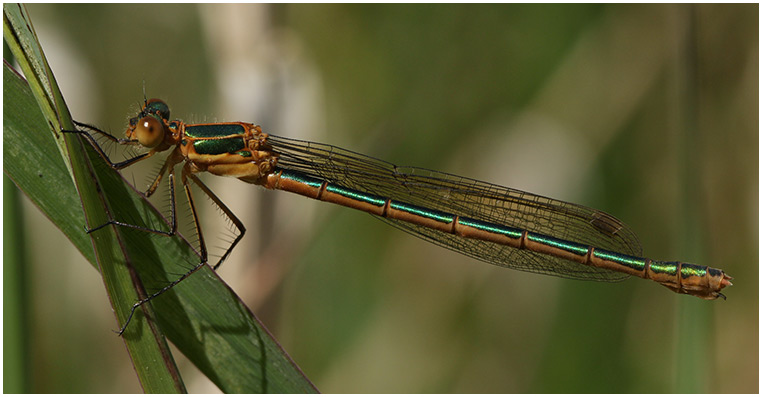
left=69, top=98, right=732, bottom=333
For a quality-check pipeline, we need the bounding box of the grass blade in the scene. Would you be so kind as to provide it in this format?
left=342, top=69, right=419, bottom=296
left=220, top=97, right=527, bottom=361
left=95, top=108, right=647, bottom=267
left=3, top=4, right=315, bottom=393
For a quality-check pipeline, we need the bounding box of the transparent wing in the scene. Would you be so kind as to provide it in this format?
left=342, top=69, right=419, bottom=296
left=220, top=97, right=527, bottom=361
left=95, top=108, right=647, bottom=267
left=267, top=135, right=643, bottom=281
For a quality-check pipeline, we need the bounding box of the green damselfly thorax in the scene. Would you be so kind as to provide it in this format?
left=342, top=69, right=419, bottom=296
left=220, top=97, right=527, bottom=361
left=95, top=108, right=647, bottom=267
left=68, top=97, right=732, bottom=334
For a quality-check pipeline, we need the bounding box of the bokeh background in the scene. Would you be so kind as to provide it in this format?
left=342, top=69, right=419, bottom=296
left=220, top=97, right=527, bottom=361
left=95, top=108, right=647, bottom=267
left=5, top=4, right=757, bottom=393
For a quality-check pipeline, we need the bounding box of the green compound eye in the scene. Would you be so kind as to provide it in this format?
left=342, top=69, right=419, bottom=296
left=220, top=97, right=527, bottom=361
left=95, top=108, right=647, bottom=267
left=144, top=98, right=170, bottom=120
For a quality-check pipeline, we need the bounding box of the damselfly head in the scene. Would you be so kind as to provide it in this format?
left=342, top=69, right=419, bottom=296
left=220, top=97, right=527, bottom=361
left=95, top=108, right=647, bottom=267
left=125, top=98, right=171, bottom=148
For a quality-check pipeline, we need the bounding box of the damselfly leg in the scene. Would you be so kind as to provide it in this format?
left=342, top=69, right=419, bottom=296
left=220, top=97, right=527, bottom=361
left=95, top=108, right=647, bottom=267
left=63, top=119, right=245, bottom=334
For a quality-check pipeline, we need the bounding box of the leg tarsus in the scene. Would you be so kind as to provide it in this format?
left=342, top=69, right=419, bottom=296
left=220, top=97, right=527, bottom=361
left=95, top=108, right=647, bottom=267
left=115, top=260, right=207, bottom=336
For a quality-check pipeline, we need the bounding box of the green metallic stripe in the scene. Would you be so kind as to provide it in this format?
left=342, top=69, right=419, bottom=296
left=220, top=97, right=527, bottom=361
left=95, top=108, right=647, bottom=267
left=279, top=169, right=323, bottom=189
left=326, top=184, right=386, bottom=207
left=679, top=263, right=708, bottom=279
left=186, top=123, right=246, bottom=138
left=705, top=266, right=724, bottom=279
left=650, top=261, right=709, bottom=280
left=458, top=217, right=523, bottom=239
left=279, top=169, right=385, bottom=206
left=389, top=201, right=454, bottom=224
left=526, top=232, right=589, bottom=256
left=647, top=260, right=680, bottom=277
left=595, top=249, right=647, bottom=272
left=279, top=169, right=452, bottom=223
left=192, top=136, right=246, bottom=155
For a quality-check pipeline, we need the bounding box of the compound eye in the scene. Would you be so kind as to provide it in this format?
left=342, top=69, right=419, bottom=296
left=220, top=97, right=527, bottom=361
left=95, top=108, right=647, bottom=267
left=134, top=116, right=165, bottom=148
left=145, top=99, right=170, bottom=120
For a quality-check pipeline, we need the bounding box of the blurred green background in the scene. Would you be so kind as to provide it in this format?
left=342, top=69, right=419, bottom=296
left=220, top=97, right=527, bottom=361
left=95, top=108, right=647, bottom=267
left=4, top=4, right=757, bottom=393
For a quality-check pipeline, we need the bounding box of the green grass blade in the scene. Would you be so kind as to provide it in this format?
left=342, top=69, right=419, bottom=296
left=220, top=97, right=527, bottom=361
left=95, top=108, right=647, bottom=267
left=4, top=4, right=185, bottom=391
left=4, top=4, right=315, bottom=393
left=3, top=176, right=29, bottom=393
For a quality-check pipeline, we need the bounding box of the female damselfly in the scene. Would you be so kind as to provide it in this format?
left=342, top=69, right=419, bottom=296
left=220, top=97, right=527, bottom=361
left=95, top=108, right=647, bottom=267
left=69, top=97, right=732, bottom=334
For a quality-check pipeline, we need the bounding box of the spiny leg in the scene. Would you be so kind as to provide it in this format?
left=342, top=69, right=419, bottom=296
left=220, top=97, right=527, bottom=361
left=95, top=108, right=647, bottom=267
left=62, top=121, right=192, bottom=334
left=66, top=122, right=215, bottom=334
left=62, top=121, right=154, bottom=169
left=143, top=149, right=173, bottom=198
left=184, top=168, right=246, bottom=270
left=64, top=121, right=243, bottom=333
left=117, top=163, right=222, bottom=334
left=180, top=163, right=209, bottom=265
left=63, top=120, right=175, bottom=234
left=103, top=166, right=188, bottom=333
left=117, top=256, right=208, bottom=335
left=63, top=121, right=175, bottom=237
left=87, top=148, right=183, bottom=237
